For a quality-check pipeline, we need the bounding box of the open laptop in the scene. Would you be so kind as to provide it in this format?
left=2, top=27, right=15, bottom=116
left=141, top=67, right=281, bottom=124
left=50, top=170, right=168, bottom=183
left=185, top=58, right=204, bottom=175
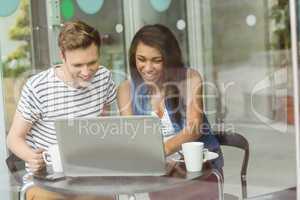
left=52, top=115, right=166, bottom=177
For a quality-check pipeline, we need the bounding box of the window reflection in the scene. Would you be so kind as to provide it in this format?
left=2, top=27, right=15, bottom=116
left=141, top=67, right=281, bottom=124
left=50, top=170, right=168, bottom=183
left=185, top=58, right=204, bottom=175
left=76, top=0, right=104, bottom=14
left=202, top=0, right=296, bottom=197
left=0, top=0, right=20, bottom=17
left=137, top=0, right=189, bottom=66
left=149, top=0, right=172, bottom=12
left=1, top=0, right=32, bottom=128
left=60, top=0, right=74, bottom=20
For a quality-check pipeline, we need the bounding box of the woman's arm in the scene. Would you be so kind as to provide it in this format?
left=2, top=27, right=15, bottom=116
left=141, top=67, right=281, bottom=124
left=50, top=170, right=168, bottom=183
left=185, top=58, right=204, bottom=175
left=164, top=69, right=203, bottom=155
left=117, top=80, right=134, bottom=115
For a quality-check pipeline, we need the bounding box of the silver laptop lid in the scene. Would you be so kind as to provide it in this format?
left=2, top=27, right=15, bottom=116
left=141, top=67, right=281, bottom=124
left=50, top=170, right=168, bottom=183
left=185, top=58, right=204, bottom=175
left=55, top=115, right=166, bottom=177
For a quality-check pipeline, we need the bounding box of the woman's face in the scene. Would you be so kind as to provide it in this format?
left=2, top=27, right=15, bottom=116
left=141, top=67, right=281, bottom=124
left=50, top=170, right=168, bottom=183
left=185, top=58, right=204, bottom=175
left=135, top=42, right=164, bottom=84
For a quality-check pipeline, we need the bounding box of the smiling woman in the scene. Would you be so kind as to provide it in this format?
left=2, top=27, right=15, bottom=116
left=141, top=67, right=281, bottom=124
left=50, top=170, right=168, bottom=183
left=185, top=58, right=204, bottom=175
left=117, top=24, right=224, bottom=172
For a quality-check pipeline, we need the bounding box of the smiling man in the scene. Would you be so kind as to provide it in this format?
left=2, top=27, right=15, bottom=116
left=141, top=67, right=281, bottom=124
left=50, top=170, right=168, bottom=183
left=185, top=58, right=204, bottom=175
left=7, top=21, right=116, bottom=200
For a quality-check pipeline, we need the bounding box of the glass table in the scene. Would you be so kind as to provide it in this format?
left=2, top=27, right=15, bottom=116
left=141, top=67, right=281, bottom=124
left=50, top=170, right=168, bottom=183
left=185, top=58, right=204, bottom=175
left=20, top=162, right=223, bottom=200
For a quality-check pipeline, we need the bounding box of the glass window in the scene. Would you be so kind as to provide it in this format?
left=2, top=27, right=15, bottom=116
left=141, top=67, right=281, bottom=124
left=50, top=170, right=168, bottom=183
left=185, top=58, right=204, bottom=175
left=135, top=0, right=189, bottom=66
left=0, top=0, right=32, bottom=131
left=0, top=0, right=32, bottom=198
left=1, top=0, right=298, bottom=199
left=201, top=0, right=296, bottom=197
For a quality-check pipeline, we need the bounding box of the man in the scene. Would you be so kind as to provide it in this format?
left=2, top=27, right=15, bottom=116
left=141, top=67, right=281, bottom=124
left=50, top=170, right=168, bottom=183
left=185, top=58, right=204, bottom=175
left=7, top=20, right=116, bottom=200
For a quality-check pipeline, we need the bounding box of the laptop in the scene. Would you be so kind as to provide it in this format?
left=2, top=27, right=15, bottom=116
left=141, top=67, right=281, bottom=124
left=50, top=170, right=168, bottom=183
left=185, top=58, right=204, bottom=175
left=53, top=115, right=166, bottom=177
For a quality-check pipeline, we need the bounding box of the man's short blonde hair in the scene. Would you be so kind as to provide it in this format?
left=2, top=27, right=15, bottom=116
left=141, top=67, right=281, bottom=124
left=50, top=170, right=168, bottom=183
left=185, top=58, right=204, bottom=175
left=58, top=20, right=101, bottom=54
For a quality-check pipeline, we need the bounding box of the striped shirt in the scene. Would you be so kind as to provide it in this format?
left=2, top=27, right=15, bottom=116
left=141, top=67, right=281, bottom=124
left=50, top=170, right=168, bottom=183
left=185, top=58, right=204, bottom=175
left=17, top=65, right=116, bottom=151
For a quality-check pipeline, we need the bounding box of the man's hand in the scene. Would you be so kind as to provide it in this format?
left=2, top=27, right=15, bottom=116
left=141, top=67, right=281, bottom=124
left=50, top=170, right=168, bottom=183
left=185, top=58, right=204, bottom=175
left=27, top=148, right=46, bottom=173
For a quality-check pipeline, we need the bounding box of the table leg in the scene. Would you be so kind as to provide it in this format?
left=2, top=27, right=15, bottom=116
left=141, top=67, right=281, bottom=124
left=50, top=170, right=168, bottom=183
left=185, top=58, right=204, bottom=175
left=20, top=181, right=35, bottom=200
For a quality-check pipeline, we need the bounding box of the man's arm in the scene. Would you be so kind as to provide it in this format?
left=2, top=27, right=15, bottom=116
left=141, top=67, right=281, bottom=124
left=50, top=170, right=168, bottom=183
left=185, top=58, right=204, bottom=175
left=7, top=111, right=45, bottom=172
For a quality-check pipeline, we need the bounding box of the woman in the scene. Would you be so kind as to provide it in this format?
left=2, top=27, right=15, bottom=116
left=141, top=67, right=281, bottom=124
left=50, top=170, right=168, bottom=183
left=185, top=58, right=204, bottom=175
left=117, top=24, right=223, bottom=170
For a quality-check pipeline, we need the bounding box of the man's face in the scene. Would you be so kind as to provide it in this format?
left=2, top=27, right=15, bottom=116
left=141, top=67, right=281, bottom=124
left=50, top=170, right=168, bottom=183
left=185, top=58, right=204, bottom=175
left=61, top=43, right=100, bottom=88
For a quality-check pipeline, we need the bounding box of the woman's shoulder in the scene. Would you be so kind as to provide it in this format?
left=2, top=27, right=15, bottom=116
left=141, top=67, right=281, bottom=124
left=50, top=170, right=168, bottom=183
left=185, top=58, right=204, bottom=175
left=186, top=68, right=202, bottom=80
left=176, top=68, right=202, bottom=87
left=117, top=80, right=132, bottom=100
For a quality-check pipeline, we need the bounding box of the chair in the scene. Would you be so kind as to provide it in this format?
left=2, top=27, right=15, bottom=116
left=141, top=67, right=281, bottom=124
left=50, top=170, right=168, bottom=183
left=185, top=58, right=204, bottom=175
left=215, top=131, right=249, bottom=200
left=6, top=153, right=33, bottom=200
left=6, top=153, right=25, bottom=184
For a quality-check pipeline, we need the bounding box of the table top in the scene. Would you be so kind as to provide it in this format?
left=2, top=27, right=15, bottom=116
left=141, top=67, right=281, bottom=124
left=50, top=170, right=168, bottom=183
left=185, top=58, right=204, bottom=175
left=32, top=162, right=217, bottom=196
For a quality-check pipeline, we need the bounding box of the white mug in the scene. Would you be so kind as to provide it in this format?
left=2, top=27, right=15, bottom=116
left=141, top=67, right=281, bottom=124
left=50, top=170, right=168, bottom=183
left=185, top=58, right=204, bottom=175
left=182, top=142, right=208, bottom=172
left=42, top=144, right=63, bottom=173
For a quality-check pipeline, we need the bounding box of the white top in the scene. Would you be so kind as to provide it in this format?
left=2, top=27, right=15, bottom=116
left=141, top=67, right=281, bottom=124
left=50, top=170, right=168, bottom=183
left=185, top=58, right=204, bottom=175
left=152, top=107, right=175, bottom=140
left=152, top=107, right=181, bottom=160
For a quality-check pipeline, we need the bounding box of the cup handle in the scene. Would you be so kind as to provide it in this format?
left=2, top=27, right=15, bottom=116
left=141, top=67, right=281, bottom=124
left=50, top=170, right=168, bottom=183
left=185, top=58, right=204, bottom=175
left=203, top=148, right=209, bottom=162
left=42, top=151, right=51, bottom=165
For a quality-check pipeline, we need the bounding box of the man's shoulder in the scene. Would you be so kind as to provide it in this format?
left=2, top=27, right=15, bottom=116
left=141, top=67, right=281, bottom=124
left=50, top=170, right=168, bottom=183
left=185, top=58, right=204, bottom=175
left=93, top=66, right=113, bottom=82
left=96, top=65, right=111, bottom=76
left=26, top=68, right=54, bottom=89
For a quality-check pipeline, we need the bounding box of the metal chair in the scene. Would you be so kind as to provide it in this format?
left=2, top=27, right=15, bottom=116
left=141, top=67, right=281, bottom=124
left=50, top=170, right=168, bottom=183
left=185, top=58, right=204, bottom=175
left=6, top=153, right=34, bottom=200
left=215, top=131, right=249, bottom=200
left=6, top=153, right=25, bottom=184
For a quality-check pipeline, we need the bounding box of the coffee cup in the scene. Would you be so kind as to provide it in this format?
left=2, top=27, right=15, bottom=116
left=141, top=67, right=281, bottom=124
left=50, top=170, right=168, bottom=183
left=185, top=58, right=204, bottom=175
left=42, top=144, right=63, bottom=173
left=181, top=142, right=208, bottom=172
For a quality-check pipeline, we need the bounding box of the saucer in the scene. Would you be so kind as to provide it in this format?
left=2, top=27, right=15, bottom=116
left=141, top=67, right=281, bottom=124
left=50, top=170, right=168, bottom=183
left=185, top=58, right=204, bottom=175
left=205, top=151, right=219, bottom=161
left=172, top=151, right=219, bottom=163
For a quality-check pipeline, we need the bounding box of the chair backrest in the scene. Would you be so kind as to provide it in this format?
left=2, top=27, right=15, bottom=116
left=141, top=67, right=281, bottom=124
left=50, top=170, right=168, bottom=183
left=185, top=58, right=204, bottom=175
left=6, top=153, right=25, bottom=184
left=215, top=131, right=249, bottom=200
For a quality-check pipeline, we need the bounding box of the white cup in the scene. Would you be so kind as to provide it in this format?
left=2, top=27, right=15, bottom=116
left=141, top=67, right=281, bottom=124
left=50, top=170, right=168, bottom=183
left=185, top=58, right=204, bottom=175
left=182, top=142, right=208, bottom=172
left=42, top=144, right=63, bottom=173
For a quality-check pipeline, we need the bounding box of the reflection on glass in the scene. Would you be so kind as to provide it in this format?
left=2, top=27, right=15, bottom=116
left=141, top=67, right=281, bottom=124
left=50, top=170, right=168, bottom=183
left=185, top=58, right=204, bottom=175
left=60, top=0, right=75, bottom=20
left=76, top=0, right=104, bottom=14
left=150, top=0, right=172, bottom=12
left=298, top=1, right=300, bottom=37
left=201, top=0, right=296, bottom=198
left=0, top=0, right=20, bottom=17
left=0, top=0, right=32, bottom=128
left=246, top=14, right=257, bottom=27
left=115, top=24, right=123, bottom=33
left=176, top=19, right=186, bottom=30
